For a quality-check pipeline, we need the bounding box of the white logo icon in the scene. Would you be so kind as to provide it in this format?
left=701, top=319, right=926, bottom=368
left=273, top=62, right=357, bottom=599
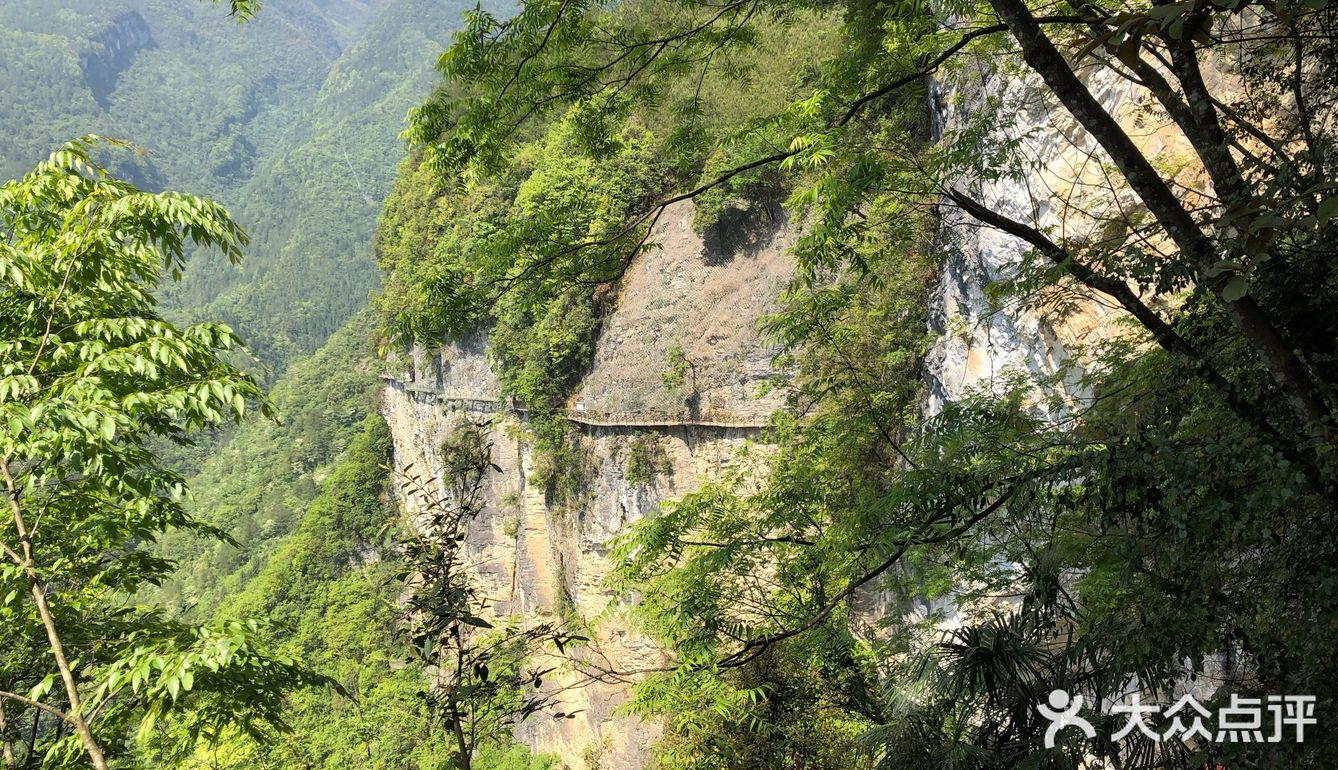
left=1038, top=689, right=1096, bottom=748
left=1163, top=694, right=1214, bottom=743
left=1111, top=693, right=1161, bottom=741
left=1038, top=690, right=1316, bottom=748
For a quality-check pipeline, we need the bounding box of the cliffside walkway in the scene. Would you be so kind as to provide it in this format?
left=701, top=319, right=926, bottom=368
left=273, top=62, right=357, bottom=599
left=383, top=376, right=770, bottom=430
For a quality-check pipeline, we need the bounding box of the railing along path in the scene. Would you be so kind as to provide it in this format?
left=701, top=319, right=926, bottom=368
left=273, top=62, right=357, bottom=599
left=382, top=375, right=769, bottom=430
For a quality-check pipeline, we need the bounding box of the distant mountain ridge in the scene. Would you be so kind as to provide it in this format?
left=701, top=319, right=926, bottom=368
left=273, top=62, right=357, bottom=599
left=0, top=0, right=478, bottom=371
left=171, top=0, right=488, bottom=368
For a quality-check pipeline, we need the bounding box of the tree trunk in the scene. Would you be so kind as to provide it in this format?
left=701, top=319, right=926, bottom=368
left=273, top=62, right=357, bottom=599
left=23, top=708, right=38, bottom=770
left=449, top=699, right=470, bottom=770
left=451, top=626, right=471, bottom=770
left=950, top=189, right=1327, bottom=492
left=1161, top=19, right=1252, bottom=205
left=0, top=699, right=15, bottom=770
left=3, top=466, right=109, bottom=770
left=25, top=585, right=108, bottom=770
left=988, top=0, right=1333, bottom=438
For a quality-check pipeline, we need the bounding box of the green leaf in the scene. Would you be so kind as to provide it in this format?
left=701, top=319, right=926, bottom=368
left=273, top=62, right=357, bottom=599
left=29, top=674, right=56, bottom=701
left=1318, top=196, right=1338, bottom=224
left=1221, top=274, right=1248, bottom=301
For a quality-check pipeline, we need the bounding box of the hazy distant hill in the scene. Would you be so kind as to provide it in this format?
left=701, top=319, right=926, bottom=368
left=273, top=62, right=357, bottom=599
left=167, top=0, right=481, bottom=366
left=0, top=0, right=475, bottom=370
left=0, top=0, right=375, bottom=186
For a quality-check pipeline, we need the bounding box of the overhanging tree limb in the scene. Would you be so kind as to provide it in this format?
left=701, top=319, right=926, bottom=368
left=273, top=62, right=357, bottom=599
left=714, top=483, right=1020, bottom=669
left=947, top=188, right=1328, bottom=493
left=469, top=15, right=1093, bottom=307
left=989, top=0, right=1333, bottom=437
left=0, top=691, right=68, bottom=724
left=839, top=16, right=1087, bottom=127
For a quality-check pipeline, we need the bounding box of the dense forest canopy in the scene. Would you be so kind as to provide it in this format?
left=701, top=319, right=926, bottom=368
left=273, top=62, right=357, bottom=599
left=0, top=0, right=480, bottom=371
left=2, top=0, right=1337, bottom=768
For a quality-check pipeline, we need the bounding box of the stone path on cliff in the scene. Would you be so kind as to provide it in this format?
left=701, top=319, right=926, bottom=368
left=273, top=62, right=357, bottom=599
left=384, top=376, right=770, bottom=430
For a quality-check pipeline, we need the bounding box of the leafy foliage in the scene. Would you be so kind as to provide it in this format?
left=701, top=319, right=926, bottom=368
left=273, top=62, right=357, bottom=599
left=376, top=2, right=838, bottom=512
left=400, top=1, right=1338, bottom=768
left=0, top=138, right=323, bottom=769
left=375, top=106, right=670, bottom=506
left=0, top=5, right=565, bottom=769
left=146, top=313, right=382, bottom=615
left=137, top=408, right=557, bottom=769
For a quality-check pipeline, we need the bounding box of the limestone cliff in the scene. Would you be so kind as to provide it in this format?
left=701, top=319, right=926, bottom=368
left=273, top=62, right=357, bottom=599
left=924, top=61, right=1194, bottom=411
left=378, top=55, right=1178, bottom=770
left=380, top=200, right=794, bottom=769
left=922, top=58, right=1238, bottom=715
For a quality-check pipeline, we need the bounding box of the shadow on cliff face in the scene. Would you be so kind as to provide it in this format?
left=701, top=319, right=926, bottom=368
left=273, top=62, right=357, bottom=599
left=81, top=11, right=156, bottom=108
left=700, top=197, right=785, bottom=265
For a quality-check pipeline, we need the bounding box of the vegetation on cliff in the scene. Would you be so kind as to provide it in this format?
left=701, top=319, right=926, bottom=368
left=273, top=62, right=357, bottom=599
left=5, top=0, right=1338, bottom=767
left=373, top=8, right=840, bottom=507
left=386, top=0, right=1338, bottom=768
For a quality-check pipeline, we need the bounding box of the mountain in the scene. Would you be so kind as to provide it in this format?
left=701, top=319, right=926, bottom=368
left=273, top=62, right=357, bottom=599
left=170, top=0, right=483, bottom=366
left=0, top=0, right=373, bottom=190
left=0, top=0, right=474, bottom=371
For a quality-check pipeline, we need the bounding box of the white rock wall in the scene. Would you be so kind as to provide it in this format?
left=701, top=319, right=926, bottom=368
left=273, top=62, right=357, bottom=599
left=924, top=63, right=1164, bottom=412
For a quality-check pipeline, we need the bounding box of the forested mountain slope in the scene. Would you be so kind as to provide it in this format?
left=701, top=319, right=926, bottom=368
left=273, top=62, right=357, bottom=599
left=167, top=0, right=483, bottom=363
left=0, top=0, right=364, bottom=188
left=0, top=0, right=475, bottom=369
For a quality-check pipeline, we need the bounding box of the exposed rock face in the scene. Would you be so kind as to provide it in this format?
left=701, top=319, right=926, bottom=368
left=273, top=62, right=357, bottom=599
left=575, top=199, right=794, bottom=423
left=923, top=64, right=1170, bottom=412
left=380, top=200, right=792, bottom=769
left=922, top=54, right=1234, bottom=715
left=81, top=11, right=154, bottom=108
left=379, top=50, right=1186, bottom=769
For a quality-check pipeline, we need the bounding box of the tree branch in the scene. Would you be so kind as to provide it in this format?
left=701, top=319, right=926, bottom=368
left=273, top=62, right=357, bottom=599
left=0, top=691, right=68, bottom=724
left=714, top=483, right=1020, bottom=669
left=946, top=188, right=1328, bottom=492
left=988, top=0, right=1332, bottom=437
left=839, top=16, right=1090, bottom=126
